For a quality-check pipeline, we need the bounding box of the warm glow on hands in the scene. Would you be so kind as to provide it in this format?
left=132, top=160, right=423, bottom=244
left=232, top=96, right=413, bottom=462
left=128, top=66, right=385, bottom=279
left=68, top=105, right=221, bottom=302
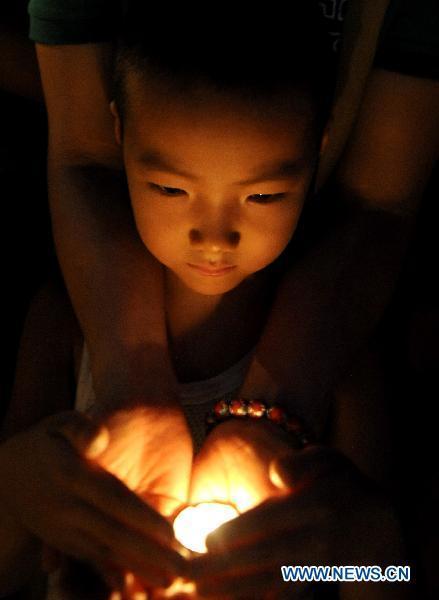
left=173, top=502, right=239, bottom=553
left=190, top=420, right=293, bottom=513
left=86, top=406, right=192, bottom=516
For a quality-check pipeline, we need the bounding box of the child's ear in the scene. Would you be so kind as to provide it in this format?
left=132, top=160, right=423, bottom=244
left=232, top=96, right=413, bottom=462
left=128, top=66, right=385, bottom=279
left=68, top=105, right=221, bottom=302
left=110, top=100, right=122, bottom=146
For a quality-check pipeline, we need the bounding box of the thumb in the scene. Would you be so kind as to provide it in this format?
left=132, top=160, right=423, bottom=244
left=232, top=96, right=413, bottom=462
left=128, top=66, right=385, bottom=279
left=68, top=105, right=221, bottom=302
left=269, top=453, right=297, bottom=490
left=47, top=411, right=110, bottom=459
left=269, top=445, right=329, bottom=491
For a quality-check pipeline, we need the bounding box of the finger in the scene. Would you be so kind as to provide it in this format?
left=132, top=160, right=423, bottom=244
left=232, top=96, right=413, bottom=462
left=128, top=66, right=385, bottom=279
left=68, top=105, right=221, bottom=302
left=141, top=491, right=186, bottom=519
left=123, top=571, right=149, bottom=600
left=193, top=536, right=290, bottom=581
left=74, top=506, right=186, bottom=587
left=47, top=411, right=110, bottom=459
left=204, top=498, right=307, bottom=551
left=43, top=498, right=185, bottom=588
left=42, top=451, right=181, bottom=575
left=190, top=528, right=327, bottom=592
left=52, top=440, right=177, bottom=547
left=196, top=564, right=308, bottom=599
left=55, top=521, right=181, bottom=591
left=71, top=464, right=176, bottom=546
left=270, top=445, right=341, bottom=490
left=197, top=571, right=277, bottom=598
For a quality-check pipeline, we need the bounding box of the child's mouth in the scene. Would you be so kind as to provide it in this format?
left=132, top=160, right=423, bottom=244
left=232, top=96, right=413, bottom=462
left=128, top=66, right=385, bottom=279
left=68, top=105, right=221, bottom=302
left=187, top=263, right=237, bottom=276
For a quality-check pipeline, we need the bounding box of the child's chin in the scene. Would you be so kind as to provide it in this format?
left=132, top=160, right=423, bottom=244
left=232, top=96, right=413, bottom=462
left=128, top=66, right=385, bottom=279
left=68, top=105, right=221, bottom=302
left=168, top=266, right=250, bottom=296
left=184, top=276, right=244, bottom=296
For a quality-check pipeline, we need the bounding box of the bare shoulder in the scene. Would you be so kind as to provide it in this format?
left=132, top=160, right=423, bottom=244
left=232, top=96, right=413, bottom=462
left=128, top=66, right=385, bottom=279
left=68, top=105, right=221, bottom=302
left=337, top=69, right=439, bottom=215
left=36, top=43, right=122, bottom=167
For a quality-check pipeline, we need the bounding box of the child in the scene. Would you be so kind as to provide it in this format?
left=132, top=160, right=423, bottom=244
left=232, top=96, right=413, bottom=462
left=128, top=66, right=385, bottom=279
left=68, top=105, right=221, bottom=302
left=0, top=4, right=408, bottom=599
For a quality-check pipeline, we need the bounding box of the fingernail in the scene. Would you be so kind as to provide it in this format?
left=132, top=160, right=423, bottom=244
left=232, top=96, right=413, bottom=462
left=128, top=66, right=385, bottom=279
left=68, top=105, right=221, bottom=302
left=109, top=592, right=122, bottom=600
left=85, top=426, right=110, bottom=458
left=270, top=456, right=296, bottom=490
left=269, top=459, right=287, bottom=489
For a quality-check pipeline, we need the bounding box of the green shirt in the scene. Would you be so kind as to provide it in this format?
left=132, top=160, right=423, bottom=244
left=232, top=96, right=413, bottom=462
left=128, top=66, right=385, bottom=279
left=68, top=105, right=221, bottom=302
left=28, top=0, right=438, bottom=79
left=28, top=0, right=123, bottom=44
left=376, top=0, right=439, bottom=79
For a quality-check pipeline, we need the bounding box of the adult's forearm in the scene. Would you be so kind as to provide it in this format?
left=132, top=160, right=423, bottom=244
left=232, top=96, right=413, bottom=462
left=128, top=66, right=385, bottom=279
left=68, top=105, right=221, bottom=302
left=48, top=161, right=177, bottom=405
left=242, top=69, right=438, bottom=435
left=241, top=199, right=415, bottom=433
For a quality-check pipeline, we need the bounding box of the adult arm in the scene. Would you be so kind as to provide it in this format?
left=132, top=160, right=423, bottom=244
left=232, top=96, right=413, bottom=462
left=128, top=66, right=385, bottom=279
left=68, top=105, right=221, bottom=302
left=0, top=284, right=184, bottom=595
left=0, top=283, right=74, bottom=594
left=36, top=43, right=178, bottom=408
left=36, top=43, right=193, bottom=516
left=240, top=69, right=439, bottom=437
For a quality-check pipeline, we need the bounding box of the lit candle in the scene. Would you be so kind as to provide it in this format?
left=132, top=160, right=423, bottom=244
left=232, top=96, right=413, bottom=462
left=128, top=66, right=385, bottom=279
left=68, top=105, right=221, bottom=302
left=173, top=502, right=239, bottom=554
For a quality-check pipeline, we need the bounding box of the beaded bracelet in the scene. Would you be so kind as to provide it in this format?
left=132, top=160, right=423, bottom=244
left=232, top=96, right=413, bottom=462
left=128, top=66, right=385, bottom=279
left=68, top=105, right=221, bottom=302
left=206, top=398, right=313, bottom=449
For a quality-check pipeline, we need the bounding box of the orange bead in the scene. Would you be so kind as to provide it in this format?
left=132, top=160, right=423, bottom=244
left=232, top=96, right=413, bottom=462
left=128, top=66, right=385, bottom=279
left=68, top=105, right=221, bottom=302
left=266, top=405, right=285, bottom=424
left=229, top=399, right=248, bottom=416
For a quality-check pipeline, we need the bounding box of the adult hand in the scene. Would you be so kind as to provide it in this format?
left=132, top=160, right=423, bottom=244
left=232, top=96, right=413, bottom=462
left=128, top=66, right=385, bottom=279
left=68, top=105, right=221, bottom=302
left=90, top=402, right=193, bottom=517
left=0, top=411, right=186, bottom=589
left=189, top=419, right=294, bottom=513
left=190, top=445, right=404, bottom=599
left=66, top=403, right=193, bottom=597
left=46, top=402, right=193, bottom=598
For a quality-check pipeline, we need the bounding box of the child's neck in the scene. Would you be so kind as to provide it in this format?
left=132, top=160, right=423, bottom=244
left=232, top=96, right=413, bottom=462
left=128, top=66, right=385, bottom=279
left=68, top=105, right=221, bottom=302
left=165, top=268, right=274, bottom=382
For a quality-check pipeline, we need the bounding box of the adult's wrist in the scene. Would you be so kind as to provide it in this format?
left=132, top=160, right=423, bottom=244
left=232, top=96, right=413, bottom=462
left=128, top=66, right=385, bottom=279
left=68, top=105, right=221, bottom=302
left=89, top=343, right=180, bottom=410
left=206, top=398, right=312, bottom=448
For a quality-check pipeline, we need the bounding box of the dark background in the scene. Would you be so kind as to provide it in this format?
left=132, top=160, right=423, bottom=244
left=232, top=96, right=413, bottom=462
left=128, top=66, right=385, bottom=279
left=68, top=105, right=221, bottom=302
left=0, top=3, right=53, bottom=419
left=0, top=3, right=437, bottom=599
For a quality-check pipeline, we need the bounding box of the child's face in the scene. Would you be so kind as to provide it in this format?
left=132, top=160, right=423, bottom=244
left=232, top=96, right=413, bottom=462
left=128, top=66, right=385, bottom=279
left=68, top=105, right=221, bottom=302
left=115, top=74, right=321, bottom=296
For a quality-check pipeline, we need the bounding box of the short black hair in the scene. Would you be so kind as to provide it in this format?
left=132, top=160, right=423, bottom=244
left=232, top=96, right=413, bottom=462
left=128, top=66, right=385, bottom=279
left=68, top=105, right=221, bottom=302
left=114, top=3, right=335, bottom=131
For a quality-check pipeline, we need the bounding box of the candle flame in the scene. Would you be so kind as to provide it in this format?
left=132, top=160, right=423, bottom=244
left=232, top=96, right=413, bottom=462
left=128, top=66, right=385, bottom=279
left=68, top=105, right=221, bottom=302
left=173, top=502, right=239, bottom=553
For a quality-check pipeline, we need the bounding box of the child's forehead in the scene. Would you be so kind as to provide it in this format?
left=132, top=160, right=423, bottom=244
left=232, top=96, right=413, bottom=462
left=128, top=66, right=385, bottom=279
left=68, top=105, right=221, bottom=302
left=120, top=72, right=321, bottom=178
left=124, top=69, right=316, bottom=129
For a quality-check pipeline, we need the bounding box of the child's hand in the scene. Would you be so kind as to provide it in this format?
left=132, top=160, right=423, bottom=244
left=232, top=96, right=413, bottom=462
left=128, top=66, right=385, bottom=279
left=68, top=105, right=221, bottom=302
left=0, top=411, right=185, bottom=588
left=89, top=404, right=193, bottom=516
left=190, top=446, right=404, bottom=599
left=190, top=419, right=293, bottom=512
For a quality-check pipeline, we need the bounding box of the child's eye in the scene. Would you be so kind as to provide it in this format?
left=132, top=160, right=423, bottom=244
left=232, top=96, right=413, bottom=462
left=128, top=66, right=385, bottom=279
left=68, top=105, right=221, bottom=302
left=148, top=183, right=186, bottom=196
left=247, top=193, right=287, bottom=204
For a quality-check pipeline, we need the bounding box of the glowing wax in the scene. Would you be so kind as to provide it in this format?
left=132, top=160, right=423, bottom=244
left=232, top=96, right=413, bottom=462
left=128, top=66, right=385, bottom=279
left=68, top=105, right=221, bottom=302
left=173, top=502, right=239, bottom=553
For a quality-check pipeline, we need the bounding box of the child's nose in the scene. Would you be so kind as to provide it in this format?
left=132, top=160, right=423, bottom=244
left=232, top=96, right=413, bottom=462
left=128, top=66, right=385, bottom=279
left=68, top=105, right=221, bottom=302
left=188, top=199, right=241, bottom=251
left=188, top=227, right=240, bottom=250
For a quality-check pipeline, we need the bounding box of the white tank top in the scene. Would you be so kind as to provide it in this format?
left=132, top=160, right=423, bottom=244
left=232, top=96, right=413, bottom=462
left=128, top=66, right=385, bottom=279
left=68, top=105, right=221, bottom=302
left=75, top=344, right=254, bottom=451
